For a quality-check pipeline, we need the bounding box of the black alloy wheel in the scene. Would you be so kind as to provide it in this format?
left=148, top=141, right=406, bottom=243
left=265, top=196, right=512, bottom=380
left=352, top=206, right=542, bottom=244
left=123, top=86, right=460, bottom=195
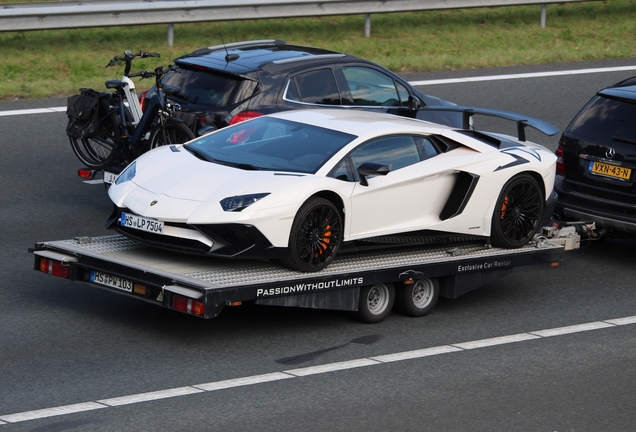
left=283, top=197, right=343, bottom=272
left=490, top=173, right=545, bottom=248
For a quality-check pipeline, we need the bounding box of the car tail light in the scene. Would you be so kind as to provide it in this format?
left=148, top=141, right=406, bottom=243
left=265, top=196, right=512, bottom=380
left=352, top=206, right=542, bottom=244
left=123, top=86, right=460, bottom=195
left=139, top=90, right=149, bottom=112
left=171, top=294, right=205, bottom=317
left=77, top=168, right=96, bottom=180
left=555, top=145, right=565, bottom=174
left=228, top=111, right=264, bottom=126
left=39, top=258, right=70, bottom=279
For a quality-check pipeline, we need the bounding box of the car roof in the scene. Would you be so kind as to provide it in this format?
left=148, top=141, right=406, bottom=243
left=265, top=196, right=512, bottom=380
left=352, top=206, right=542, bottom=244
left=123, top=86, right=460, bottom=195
left=173, top=39, right=354, bottom=76
left=599, top=76, right=636, bottom=101
left=267, top=108, right=450, bottom=138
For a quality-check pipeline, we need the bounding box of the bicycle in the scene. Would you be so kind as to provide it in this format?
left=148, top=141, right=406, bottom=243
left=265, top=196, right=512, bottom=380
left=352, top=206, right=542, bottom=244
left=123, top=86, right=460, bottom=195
left=67, top=51, right=195, bottom=170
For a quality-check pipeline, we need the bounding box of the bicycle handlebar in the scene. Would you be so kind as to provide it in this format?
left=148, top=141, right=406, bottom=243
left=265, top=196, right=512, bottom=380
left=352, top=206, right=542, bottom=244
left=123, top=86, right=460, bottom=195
left=126, top=64, right=179, bottom=85
left=106, top=50, right=161, bottom=76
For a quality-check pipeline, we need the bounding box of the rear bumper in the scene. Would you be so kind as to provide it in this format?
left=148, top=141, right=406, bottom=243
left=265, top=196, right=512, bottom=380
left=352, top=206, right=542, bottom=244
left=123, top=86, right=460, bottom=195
left=554, top=178, right=636, bottom=234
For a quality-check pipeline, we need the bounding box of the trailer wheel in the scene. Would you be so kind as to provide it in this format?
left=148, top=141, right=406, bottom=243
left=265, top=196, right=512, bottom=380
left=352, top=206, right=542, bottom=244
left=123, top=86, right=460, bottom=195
left=395, top=278, right=439, bottom=317
left=356, top=283, right=394, bottom=323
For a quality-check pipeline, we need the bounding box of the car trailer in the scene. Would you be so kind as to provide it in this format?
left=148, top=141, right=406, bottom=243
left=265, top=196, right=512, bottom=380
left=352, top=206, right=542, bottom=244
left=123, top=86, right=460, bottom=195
left=30, top=226, right=583, bottom=323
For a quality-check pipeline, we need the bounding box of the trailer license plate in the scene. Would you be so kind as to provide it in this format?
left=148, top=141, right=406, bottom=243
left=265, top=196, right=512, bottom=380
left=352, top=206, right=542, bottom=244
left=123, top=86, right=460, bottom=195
left=590, top=161, right=631, bottom=181
left=120, top=212, right=164, bottom=234
left=90, top=271, right=133, bottom=292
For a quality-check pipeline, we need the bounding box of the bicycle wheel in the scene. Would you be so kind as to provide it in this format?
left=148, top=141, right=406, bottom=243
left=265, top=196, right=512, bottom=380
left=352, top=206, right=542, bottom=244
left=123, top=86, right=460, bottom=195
left=149, top=121, right=196, bottom=150
left=70, top=105, right=120, bottom=169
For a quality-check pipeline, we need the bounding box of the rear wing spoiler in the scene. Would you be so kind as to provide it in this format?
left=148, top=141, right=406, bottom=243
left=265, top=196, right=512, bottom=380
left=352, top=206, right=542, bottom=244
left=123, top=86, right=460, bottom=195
left=415, top=106, right=559, bottom=142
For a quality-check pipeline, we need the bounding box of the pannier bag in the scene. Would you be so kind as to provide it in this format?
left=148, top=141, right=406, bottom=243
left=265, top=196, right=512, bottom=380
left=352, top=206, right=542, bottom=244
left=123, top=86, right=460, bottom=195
left=66, top=89, right=101, bottom=139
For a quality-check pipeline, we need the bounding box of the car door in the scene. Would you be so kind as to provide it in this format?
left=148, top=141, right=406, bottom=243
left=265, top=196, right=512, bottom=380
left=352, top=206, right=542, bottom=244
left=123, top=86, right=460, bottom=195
left=342, top=135, right=448, bottom=239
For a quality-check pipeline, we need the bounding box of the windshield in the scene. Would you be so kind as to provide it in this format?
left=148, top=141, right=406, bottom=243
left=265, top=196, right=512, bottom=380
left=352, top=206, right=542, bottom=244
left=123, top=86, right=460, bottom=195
left=184, top=117, right=356, bottom=173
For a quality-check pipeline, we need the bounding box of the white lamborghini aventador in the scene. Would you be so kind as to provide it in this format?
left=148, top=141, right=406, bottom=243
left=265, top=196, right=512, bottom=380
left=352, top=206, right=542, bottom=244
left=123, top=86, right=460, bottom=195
left=107, top=108, right=558, bottom=272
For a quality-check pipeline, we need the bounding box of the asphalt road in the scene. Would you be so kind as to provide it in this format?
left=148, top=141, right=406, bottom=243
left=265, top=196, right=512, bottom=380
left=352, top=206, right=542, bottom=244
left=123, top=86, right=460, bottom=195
left=1, top=58, right=635, bottom=432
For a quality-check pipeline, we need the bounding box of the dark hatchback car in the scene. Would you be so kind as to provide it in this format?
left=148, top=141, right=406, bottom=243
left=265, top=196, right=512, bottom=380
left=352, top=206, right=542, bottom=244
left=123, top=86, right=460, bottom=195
left=554, top=76, right=636, bottom=236
left=145, top=39, right=461, bottom=131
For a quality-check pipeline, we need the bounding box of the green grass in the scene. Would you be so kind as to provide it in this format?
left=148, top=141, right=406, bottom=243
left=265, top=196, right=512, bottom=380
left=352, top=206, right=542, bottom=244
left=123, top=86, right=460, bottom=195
left=0, top=0, right=634, bottom=100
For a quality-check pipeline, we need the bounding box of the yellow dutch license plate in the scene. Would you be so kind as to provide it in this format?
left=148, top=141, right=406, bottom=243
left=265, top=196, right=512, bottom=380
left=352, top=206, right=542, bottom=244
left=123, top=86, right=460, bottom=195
left=590, top=161, right=632, bottom=181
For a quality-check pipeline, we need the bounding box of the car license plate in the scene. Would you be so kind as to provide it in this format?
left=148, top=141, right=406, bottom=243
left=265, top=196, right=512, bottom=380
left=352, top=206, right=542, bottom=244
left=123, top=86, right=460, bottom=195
left=90, top=271, right=133, bottom=292
left=590, top=161, right=632, bottom=181
left=103, top=171, right=118, bottom=184
left=120, top=212, right=164, bottom=234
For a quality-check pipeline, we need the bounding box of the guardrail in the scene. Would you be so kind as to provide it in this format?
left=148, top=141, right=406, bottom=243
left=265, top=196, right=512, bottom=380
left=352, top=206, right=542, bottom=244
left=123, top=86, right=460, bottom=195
left=0, top=0, right=591, bottom=44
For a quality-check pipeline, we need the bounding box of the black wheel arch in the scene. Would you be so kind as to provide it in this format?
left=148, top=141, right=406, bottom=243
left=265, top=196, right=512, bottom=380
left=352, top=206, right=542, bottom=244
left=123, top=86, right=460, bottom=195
left=308, top=190, right=345, bottom=222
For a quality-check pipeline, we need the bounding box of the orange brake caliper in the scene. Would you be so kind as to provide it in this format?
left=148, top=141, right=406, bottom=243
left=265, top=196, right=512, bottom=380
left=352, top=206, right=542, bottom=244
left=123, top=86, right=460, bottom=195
left=500, top=196, right=509, bottom=219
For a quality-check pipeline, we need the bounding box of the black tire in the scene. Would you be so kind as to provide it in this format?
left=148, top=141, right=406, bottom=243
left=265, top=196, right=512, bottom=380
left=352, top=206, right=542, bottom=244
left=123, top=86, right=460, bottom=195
left=490, top=173, right=545, bottom=248
left=69, top=110, right=119, bottom=169
left=149, top=121, right=196, bottom=150
left=356, top=283, right=395, bottom=323
left=283, top=197, right=343, bottom=272
left=395, top=278, right=439, bottom=317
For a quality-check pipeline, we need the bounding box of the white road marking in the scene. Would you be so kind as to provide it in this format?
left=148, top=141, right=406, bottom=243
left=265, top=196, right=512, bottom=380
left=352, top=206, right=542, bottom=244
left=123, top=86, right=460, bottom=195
left=410, top=65, right=636, bottom=86
left=0, top=402, right=107, bottom=423
left=0, top=106, right=65, bottom=117
left=193, top=372, right=293, bottom=391
left=451, top=332, right=540, bottom=350
left=371, top=345, right=462, bottom=362
left=1, top=65, right=635, bottom=118
left=97, top=386, right=205, bottom=407
left=285, top=358, right=380, bottom=376
left=1, top=315, right=635, bottom=425
left=529, top=321, right=615, bottom=337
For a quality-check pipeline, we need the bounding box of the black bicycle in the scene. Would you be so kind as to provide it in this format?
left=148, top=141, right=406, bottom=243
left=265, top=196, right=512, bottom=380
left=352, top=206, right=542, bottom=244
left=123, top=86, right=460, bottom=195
left=67, top=51, right=195, bottom=169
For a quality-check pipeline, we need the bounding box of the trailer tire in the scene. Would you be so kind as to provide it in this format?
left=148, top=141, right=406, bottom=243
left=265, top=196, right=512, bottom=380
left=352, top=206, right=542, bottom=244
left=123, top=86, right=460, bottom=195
left=356, top=283, right=394, bottom=323
left=395, top=278, right=439, bottom=317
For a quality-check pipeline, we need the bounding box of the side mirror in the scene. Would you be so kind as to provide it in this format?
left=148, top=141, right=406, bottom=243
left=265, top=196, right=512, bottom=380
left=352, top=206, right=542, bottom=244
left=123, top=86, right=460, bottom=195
left=357, top=162, right=390, bottom=186
left=408, top=95, right=422, bottom=110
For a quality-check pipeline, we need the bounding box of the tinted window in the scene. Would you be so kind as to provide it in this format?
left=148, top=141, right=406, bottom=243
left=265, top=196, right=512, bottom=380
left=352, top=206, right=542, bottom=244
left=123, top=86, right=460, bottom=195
left=329, top=159, right=355, bottom=182
left=162, top=68, right=253, bottom=106
left=342, top=67, right=406, bottom=107
left=285, top=69, right=341, bottom=105
left=568, top=95, right=636, bottom=143
left=349, top=136, right=421, bottom=174
left=185, top=117, right=355, bottom=173
left=414, top=136, right=440, bottom=160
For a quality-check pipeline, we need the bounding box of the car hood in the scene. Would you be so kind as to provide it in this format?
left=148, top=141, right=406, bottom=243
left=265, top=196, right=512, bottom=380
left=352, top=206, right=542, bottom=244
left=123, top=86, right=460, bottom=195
left=136, top=146, right=309, bottom=200
left=108, top=145, right=320, bottom=220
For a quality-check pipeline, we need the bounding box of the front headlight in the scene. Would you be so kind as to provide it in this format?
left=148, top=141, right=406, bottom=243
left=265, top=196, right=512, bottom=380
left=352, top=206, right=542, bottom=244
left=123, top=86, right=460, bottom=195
left=115, top=162, right=136, bottom=185
left=220, top=193, right=270, bottom=212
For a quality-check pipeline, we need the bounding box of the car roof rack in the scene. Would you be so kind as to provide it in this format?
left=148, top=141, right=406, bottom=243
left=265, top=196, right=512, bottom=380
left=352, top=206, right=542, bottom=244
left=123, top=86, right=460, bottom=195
left=191, top=39, right=287, bottom=56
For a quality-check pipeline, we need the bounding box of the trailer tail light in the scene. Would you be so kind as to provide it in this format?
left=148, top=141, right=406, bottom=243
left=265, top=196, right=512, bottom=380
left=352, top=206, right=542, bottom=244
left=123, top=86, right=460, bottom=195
left=172, top=294, right=205, bottom=317
left=555, top=145, right=564, bottom=175
left=39, top=258, right=70, bottom=279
